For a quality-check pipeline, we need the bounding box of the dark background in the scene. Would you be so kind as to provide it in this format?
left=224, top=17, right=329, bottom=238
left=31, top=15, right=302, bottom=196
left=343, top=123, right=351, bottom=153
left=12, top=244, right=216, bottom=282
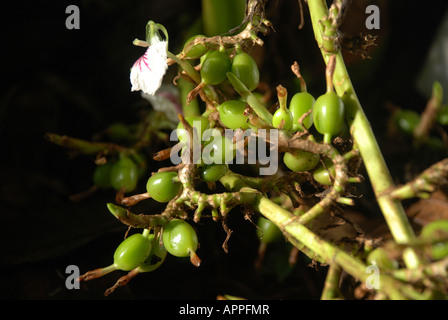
left=1, top=0, right=448, bottom=300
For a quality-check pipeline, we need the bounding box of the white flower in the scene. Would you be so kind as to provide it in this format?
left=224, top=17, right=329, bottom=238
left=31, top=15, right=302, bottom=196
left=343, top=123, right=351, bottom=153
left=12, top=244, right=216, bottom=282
left=130, top=38, right=168, bottom=95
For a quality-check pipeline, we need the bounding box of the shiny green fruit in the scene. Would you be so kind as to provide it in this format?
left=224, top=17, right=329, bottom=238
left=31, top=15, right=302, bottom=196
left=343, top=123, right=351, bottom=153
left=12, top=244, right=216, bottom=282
left=394, top=109, right=420, bottom=135
left=146, top=172, right=182, bottom=203
left=177, top=115, right=210, bottom=142
left=437, top=105, right=448, bottom=126
left=366, top=247, right=399, bottom=270
left=421, top=219, right=448, bottom=260
left=137, top=234, right=168, bottom=273
left=162, top=219, right=198, bottom=258
left=231, top=51, right=259, bottom=91
left=289, top=92, right=315, bottom=132
left=313, top=92, right=345, bottom=142
left=218, top=100, right=250, bottom=129
left=272, top=108, right=293, bottom=130
left=200, top=163, right=228, bottom=182
left=106, top=122, right=134, bottom=142
left=313, top=159, right=335, bottom=186
left=110, top=157, right=139, bottom=192
left=283, top=150, right=320, bottom=172
left=202, top=134, right=235, bottom=165
left=113, top=233, right=153, bottom=271
left=183, top=34, right=208, bottom=59
left=256, top=217, right=283, bottom=244
left=93, top=162, right=113, bottom=189
left=200, top=50, right=231, bottom=85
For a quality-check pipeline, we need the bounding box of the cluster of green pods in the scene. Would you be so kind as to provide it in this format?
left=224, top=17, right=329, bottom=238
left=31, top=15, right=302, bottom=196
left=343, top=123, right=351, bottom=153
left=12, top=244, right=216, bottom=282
left=79, top=210, right=201, bottom=294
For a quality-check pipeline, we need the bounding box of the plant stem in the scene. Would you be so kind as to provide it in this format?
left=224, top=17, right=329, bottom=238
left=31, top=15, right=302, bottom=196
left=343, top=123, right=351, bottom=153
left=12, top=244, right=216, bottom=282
left=142, top=228, right=150, bottom=238
left=321, top=263, right=342, bottom=300
left=167, top=51, right=201, bottom=83
left=227, top=71, right=273, bottom=124
left=45, top=133, right=128, bottom=155
left=252, top=195, right=423, bottom=299
left=306, top=0, right=422, bottom=269
left=221, top=171, right=424, bottom=299
left=276, top=85, right=288, bottom=111
left=389, top=158, right=448, bottom=200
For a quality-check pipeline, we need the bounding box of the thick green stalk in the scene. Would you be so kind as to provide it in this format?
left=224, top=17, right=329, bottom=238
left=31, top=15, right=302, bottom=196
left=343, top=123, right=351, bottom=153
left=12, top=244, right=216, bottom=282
left=306, top=0, right=422, bottom=269
left=221, top=171, right=424, bottom=299
left=202, top=0, right=246, bottom=36
left=321, top=263, right=342, bottom=300
left=178, top=77, right=200, bottom=117
left=167, top=52, right=200, bottom=83
left=227, top=71, right=273, bottom=124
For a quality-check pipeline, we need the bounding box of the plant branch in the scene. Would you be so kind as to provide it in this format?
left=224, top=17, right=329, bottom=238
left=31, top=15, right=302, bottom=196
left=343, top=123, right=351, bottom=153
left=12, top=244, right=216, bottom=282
left=389, top=158, right=448, bottom=200
left=253, top=194, right=423, bottom=299
left=45, top=133, right=128, bottom=156
left=218, top=169, right=427, bottom=299
left=306, top=0, right=423, bottom=269
left=321, top=263, right=343, bottom=300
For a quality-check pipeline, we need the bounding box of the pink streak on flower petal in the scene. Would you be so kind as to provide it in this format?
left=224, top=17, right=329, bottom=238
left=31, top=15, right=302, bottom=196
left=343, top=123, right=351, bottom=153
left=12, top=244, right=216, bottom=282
left=134, top=52, right=151, bottom=72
